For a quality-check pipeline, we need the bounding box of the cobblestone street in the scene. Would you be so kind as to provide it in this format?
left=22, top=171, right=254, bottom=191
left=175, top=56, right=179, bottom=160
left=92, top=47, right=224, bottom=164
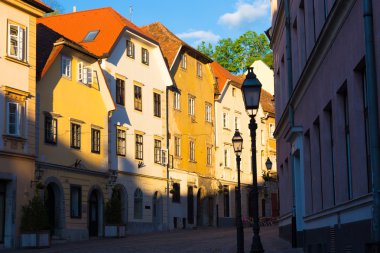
left=7, top=226, right=302, bottom=253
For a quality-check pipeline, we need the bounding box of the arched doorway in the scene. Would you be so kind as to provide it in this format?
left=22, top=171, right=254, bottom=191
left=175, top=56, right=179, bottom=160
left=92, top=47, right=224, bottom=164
left=152, top=191, right=163, bottom=231
left=88, top=188, right=103, bottom=237
left=113, top=184, right=128, bottom=225
left=196, top=188, right=207, bottom=226
left=44, top=181, right=64, bottom=236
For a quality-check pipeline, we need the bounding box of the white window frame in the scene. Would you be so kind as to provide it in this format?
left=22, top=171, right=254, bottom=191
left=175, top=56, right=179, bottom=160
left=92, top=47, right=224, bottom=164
left=207, top=146, right=212, bottom=165
left=188, top=95, right=195, bottom=116
left=7, top=102, right=20, bottom=136
left=126, top=39, right=135, bottom=58
left=235, top=116, right=240, bottom=130
left=62, top=56, right=72, bottom=78
left=8, top=23, right=26, bottom=61
left=174, top=92, right=181, bottom=110
left=224, top=148, right=230, bottom=168
left=223, top=112, right=229, bottom=129
left=205, top=103, right=212, bottom=122
left=142, top=48, right=149, bottom=65
left=77, top=61, right=92, bottom=85
left=181, top=54, right=187, bottom=69
left=175, top=136, right=181, bottom=157
left=190, top=140, right=195, bottom=162
left=196, top=62, right=202, bottom=77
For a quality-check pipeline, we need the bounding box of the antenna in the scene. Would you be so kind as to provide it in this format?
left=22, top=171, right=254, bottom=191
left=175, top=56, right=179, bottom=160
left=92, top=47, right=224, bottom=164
left=129, top=1, right=133, bottom=21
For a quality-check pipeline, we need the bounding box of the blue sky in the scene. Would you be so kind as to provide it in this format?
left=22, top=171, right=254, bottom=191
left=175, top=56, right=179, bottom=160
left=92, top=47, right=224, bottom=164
left=44, top=0, right=271, bottom=47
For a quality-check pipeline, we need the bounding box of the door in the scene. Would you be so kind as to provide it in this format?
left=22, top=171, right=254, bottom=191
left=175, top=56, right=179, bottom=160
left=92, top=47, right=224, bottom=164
left=271, top=193, right=279, bottom=217
left=152, top=192, right=163, bottom=231
left=45, top=184, right=55, bottom=235
left=89, top=191, right=98, bottom=237
left=187, top=186, right=194, bottom=224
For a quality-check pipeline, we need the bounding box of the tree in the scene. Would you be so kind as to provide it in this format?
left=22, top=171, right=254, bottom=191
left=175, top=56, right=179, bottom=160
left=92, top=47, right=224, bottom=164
left=197, top=31, right=272, bottom=73
left=42, top=0, right=64, bottom=16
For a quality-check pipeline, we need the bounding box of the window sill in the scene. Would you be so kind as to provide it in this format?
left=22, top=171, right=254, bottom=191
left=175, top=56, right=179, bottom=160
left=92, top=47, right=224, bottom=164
left=223, top=128, right=231, bottom=131
left=5, top=56, right=30, bottom=67
left=189, top=160, right=197, bottom=164
left=117, top=154, right=126, bottom=157
left=224, top=167, right=232, bottom=170
left=91, top=151, right=100, bottom=154
left=3, top=134, right=26, bottom=143
left=70, top=146, right=81, bottom=150
left=44, top=141, right=57, bottom=146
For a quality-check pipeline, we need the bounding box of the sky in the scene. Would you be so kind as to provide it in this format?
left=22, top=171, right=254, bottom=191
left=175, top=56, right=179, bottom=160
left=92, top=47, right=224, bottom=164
left=43, top=0, right=271, bottom=47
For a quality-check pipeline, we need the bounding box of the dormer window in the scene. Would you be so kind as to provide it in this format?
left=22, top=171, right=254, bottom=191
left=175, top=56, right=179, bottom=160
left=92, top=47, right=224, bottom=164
left=83, top=30, right=99, bottom=42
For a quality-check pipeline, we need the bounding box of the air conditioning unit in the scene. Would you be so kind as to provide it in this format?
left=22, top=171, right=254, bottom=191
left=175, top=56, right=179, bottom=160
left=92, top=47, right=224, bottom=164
left=161, top=149, right=168, bottom=166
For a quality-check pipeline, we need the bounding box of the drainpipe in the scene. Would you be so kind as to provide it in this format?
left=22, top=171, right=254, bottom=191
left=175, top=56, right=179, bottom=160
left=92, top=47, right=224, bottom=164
left=363, top=0, right=380, bottom=249
left=284, top=0, right=297, bottom=248
left=166, top=86, right=171, bottom=231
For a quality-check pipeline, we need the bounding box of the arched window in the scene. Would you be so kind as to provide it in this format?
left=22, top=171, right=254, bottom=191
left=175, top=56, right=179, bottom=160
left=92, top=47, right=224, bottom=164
left=134, top=188, right=143, bottom=219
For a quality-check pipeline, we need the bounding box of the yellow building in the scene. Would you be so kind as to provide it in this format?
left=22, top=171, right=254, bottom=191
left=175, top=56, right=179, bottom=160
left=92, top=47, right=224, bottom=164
left=0, top=0, right=51, bottom=248
left=142, top=22, right=216, bottom=228
left=36, top=25, right=115, bottom=240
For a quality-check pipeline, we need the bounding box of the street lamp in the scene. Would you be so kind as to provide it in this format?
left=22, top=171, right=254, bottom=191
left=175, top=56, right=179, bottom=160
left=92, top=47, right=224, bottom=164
left=265, top=157, right=272, bottom=171
left=232, top=129, right=244, bottom=253
left=242, top=67, right=264, bottom=253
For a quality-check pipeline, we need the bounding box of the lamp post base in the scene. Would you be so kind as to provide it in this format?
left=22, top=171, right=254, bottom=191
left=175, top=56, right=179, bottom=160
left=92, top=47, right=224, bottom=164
left=250, top=235, right=264, bottom=253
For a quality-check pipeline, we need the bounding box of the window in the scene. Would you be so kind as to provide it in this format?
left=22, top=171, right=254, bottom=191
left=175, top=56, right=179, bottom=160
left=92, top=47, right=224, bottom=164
left=134, top=85, right=142, bottom=111
left=7, top=102, right=20, bottom=136
left=172, top=183, right=180, bottom=203
left=235, top=116, right=240, bottom=130
left=196, top=62, right=202, bottom=77
left=261, top=130, right=265, bottom=145
left=77, top=62, right=92, bottom=84
left=181, top=54, right=187, bottom=69
left=205, top=103, right=212, bottom=122
left=70, top=185, right=81, bottom=218
left=117, top=129, right=126, bottom=156
left=71, top=123, right=81, bottom=149
left=91, top=128, right=100, bottom=154
left=223, top=112, right=229, bottom=128
left=83, top=30, right=99, bottom=42
left=223, top=186, right=230, bottom=217
left=224, top=148, right=230, bottom=168
left=232, top=88, right=236, bottom=97
left=269, top=124, right=274, bottom=137
left=142, top=48, right=149, bottom=65
left=207, top=146, right=212, bottom=165
left=62, top=56, right=71, bottom=78
left=45, top=116, right=57, bottom=144
left=116, top=78, right=125, bottom=105
left=153, top=93, right=161, bottom=117
left=134, top=188, right=143, bottom=219
left=126, top=40, right=135, bottom=58
left=8, top=23, right=26, bottom=61
left=174, top=92, right=181, bottom=110
left=189, top=140, right=195, bottom=162
left=135, top=134, right=143, bottom=160
left=154, top=140, right=161, bottom=164
left=175, top=137, right=181, bottom=157
left=188, top=95, right=195, bottom=116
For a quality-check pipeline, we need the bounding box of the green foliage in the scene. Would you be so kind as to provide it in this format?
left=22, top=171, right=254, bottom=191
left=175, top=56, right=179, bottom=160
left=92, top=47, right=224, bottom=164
left=197, top=31, right=272, bottom=74
left=105, top=188, right=123, bottom=224
left=20, top=193, right=49, bottom=232
left=43, top=0, right=64, bottom=17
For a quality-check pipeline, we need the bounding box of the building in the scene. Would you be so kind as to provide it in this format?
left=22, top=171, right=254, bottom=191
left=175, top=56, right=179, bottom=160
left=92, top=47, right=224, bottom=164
left=141, top=22, right=217, bottom=229
left=270, top=0, right=380, bottom=251
left=36, top=25, right=115, bottom=240
left=38, top=8, right=173, bottom=234
left=212, top=61, right=278, bottom=227
left=0, top=0, right=51, bottom=248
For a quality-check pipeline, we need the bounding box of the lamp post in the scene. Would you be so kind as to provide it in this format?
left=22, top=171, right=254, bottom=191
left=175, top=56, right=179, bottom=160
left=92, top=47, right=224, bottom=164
left=242, top=67, right=264, bottom=253
left=232, top=129, right=244, bottom=253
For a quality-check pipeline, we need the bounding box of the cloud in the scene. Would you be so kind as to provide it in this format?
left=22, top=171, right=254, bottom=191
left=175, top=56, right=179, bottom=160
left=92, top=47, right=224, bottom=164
left=176, top=30, right=221, bottom=46
left=218, top=0, right=270, bottom=28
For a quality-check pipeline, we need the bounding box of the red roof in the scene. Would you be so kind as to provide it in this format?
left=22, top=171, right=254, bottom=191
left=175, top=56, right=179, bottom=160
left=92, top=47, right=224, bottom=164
left=141, top=22, right=212, bottom=68
left=211, top=61, right=243, bottom=93
left=38, top=7, right=157, bottom=57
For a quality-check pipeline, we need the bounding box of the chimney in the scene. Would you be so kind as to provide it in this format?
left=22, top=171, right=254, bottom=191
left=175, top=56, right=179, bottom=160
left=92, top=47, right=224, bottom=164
left=73, top=6, right=76, bottom=12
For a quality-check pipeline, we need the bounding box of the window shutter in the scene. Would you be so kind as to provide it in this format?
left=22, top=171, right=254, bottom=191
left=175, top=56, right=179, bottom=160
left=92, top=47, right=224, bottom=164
left=18, top=27, right=24, bottom=61
left=83, top=68, right=88, bottom=84
left=87, top=67, right=93, bottom=84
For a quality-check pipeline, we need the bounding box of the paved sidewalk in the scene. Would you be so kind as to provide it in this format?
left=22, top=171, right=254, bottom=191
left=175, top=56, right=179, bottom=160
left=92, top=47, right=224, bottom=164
left=6, top=225, right=303, bottom=253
